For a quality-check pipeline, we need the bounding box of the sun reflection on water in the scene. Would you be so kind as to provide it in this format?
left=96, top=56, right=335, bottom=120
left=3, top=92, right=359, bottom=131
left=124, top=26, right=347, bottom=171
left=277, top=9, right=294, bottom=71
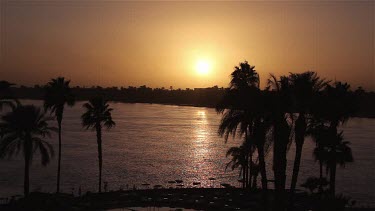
left=195, top=110, right=208, bottom=141
left=191, top=109, right=217, bottom=186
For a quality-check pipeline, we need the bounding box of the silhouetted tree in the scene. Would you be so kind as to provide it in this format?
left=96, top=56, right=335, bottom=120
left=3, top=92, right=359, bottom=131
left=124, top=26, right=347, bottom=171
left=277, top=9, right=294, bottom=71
left=288, top=72, right=327, bottom=205
left=217, top=61, right=261, bottom=189
left=81, top=97, right=115, bottom=193
left=253, top=110, right=272, bottom=191
left=312, top=82, right=356, bottom=195
left=225, top=143, right=249, bottom=189
left=266, top=74, right=293, bottom=210
left=315, top=131, right=353, bottom=195
left=308, top=122, right=329, bottom=194
left=229, top=61, right=259, bottom=90
left=0, top=80, right=19, bottom=111
left=0, top=105, right=55, bottom=196
left=218, top=108, right=255, bottom=188
left=44, top=77, right=75, bottom=193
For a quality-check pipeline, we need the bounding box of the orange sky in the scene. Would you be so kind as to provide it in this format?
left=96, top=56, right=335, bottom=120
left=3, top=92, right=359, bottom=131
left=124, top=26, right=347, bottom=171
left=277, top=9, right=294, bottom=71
left=0, top=1, right=374, bottom=90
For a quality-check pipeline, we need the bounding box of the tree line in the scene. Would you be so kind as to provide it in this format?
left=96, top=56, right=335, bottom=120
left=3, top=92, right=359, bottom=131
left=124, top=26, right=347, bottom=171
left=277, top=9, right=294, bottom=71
left=217, top=61, right=357, bottom=210
left=6, top=80, right=375, bottom=118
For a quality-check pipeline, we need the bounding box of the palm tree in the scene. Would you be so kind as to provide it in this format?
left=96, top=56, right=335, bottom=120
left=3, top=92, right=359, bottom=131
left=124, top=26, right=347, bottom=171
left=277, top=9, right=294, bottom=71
left=44, top=77, right=75, bottom=193
left=0, top=80, right=19, bottom=111
left=315, top=131, right=353, bottom=195
left=81, top=97, right=115, bottom=193
left=0, top=105, right=55, bottom=196
left=308, top=121, right=329, bottom=194
left=311, top=81, right=357, bottom=196
left=218, top=108, right=254, bottom=188
left=225, top=144, right=248, bottom=189
left=253, top=116, right=272, bottom=190
left=289, top=72, right=327, bottom=202
left=229, top=61, right=259, bottom=90
left=217, top=61, right=260, bottom=188
left=266, top=74, right=293, bottom=210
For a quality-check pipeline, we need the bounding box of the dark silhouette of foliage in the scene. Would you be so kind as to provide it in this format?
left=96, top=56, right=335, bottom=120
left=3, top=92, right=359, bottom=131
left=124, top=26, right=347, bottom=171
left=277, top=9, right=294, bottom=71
left=311, top=81, right=356, bottom=195
left=225, top=144, right=249, bottom=189
left=288, top=71, right=327, bottom=205
left=0, top=80, right=19, bottom=111
left=81, top=97, right=115, bottom=193
left=265, top=74, right=294, bottom=210
left=301, top=176, right=328, bottom=194
left=217, top=61, right=270, bottom=190
left=218, top=67, right=358, bottom=210
left=0, top=105, right=55, bottom=196
left=44, top=77, right=75, bottom=193
left=314, top=131, right=353, bottom=195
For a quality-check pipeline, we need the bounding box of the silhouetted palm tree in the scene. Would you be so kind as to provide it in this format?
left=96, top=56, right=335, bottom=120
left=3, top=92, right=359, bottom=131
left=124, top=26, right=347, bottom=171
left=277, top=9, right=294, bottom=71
left=308, top=121, right=329, bottom=193
left=289, top=72, right=327, bottom=203
left=253, top=116, right=272, bottom=190
left=312, top=82, right=356, bottom=131
left=44, top=77, right=75, bottom=193
left=0, top=80, right=19, bottom=111
left=315, top=131, right=353, bottom=195
left=266, top=74, right=293, bottom=210
left=312, top=81, right=356, bottom=196
left=225, top=144, right=248, bottom=189
left=81, top=97, right=115, bottom=193
left=218, top=108, right=254, bottom=187
left=217, top=61, right=260, bottom=189
left=0, top=105, right=55, bottom=196
left=229, top=61, right=259, bottom=90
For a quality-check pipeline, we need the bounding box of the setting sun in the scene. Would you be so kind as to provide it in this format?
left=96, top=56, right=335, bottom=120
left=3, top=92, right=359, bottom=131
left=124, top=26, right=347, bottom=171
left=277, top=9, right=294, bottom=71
left=196, top=60, right=211, bottom=75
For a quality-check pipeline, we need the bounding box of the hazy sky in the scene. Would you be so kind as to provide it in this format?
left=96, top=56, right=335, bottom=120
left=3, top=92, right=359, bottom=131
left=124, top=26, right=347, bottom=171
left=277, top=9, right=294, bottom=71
left=0, top=1, right=374, bottom=90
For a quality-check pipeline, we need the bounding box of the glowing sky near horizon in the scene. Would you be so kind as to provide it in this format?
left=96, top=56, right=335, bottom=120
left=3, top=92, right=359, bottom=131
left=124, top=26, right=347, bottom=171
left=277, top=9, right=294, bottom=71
left=0, top=1, right=374, bottom=90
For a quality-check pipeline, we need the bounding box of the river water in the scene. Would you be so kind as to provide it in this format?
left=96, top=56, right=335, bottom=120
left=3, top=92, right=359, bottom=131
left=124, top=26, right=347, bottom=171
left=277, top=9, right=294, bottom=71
left=0, top=100, right=374, bottom=206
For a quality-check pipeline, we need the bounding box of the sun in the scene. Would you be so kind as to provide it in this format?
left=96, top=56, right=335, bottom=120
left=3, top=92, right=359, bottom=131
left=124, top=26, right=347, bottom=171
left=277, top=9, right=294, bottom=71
left=196, top=60, right=211, bottom=75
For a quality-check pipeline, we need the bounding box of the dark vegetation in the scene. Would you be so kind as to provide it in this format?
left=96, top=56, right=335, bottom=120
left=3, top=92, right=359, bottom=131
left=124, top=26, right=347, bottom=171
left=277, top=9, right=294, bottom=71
left=7, top=83, right=375, bottom=118
left=216, top=61, right=359, bottom=210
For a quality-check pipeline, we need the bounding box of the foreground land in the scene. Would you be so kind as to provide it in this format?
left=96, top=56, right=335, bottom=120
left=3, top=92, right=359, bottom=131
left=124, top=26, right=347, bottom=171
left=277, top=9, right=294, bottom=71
left=1, top=188, right=374, bottom=211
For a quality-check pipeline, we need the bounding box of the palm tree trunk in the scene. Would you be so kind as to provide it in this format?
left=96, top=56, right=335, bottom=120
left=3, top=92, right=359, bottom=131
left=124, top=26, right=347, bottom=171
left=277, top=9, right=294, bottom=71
left=245, top=156, right=249, bottom=189
left=319, top=159, right=323, bottom=193
left=258, top=146, right=268, bottom=190
left=289, top=115, right=306, bottom=210
left=56, top=120, right=62, bottom=193
left=289, top=142, right=303, bottom=209
left=96, top=125, right=103, bottom=193
left=273, top=118, right=289, bottom=211
left=273, top=139, right=288, bottom=191
left=330, top=162, right=336, bottom=196
left=290, top=116, right=306, bottom=187
left=328, top=123, right=337, bottom=196
left=273, top=144, right=287, bottom=211
left=252, top=173, right=257, bottom=189
left=24, top=155, right=30, bottom=196
left=242, top=165, right=246, bottom=189
left=24, top=137, right=32, bottom=196
left=257, top=142, right=269, bottom=210
left=248, top=153, right=252, bottom=189
left=290, top=144, right=303, bottom=191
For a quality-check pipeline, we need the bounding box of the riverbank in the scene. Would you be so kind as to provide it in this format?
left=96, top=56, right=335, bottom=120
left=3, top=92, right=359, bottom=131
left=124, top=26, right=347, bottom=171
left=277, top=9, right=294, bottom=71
left=1, top=188, right=373, bottom=211
left=8, top=86, right=375, bottom=118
